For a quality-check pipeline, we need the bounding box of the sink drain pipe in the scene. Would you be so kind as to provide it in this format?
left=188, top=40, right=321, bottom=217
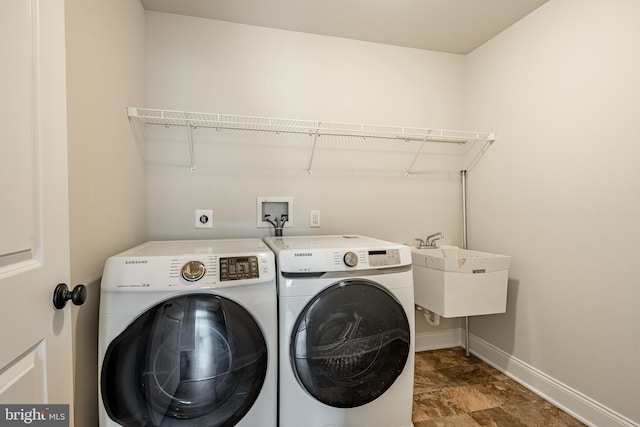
left=416, top=305, right=440, bottom=326
left=461, top=170, right=471, bottom=356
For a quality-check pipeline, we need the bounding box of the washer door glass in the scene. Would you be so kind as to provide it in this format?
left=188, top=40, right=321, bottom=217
left=291, top=279, right=410, bottom=408
left=101, top=294, right=268, bottom=427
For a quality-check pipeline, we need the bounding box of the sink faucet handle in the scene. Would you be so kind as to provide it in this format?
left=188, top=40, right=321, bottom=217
left=425, top=232, right=444, bottom=246
left=415, top=238, right=426, bottom=248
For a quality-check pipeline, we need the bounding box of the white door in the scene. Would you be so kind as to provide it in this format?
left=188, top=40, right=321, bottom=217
left=0, top=0, right=74, bottom=419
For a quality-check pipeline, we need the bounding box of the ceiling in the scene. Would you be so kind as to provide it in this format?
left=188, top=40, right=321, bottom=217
left=140, top=0, right=548, bottom=54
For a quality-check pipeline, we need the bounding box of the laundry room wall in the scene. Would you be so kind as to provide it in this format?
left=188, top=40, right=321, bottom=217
left=65, top=0, right=146, bottom=425
left=464, top=0, right=640, bottom=425
left=144, top=12, right=474, bottom=343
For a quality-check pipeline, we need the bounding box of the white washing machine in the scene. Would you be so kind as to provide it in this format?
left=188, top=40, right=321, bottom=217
left=264, top=235, right=415, bottom=427
left=98, top=239, right=277, bottom=427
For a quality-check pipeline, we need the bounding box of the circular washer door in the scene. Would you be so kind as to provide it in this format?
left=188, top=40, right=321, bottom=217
left=291, top=279, right=410, bottom=408
left=101, top=294, right=268, bottom=427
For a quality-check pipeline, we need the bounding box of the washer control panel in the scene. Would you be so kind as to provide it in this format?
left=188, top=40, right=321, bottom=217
left=367, top=249, right=401, bottom=267
left=220, top=256, right=260, bottom=281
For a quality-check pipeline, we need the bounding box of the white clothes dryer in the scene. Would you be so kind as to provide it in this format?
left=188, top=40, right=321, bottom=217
left=264, top=235, right=415, bottom=427
left=98, top=239, right=277, bottom=427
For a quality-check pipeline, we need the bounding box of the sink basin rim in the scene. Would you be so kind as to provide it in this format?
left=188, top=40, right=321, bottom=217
left=411, top=246, right=510, bottom=273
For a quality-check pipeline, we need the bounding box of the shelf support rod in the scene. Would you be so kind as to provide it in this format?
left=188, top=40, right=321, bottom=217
left=405, top=136, right=427, bottom=176
left=186, top=122, right=195, bottom=172
left=307, top=124, right=321, bottom=175
left=465, top=133, right=496, bottom=172
left=127, top=112, right=145, bottom=160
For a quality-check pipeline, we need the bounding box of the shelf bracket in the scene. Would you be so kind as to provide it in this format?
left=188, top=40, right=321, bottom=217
left=405, top=136, right=427, bottom=176
left=127, top=108, right=145, bottom=160
left=465, top=133, right=496, bottom=172
left=307, top=124, right=321, bottom=175
left=186, top=122, right=195, bottom=172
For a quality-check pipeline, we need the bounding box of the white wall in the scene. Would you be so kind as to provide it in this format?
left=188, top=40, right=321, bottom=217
left=65, top=0, right=146, bottom=425
left=145, top=12, right=464, bottom=128
left=145, top=11, right=473, bottom=337
left=465, top=0, right=640, bottom=424
left=144, top=12, right=469, bottom=336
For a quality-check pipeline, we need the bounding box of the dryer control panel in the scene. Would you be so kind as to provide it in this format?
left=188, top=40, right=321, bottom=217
left=220, top=256, right=260, bottom=281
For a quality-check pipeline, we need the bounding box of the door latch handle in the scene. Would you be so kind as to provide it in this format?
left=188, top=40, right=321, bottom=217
left=53, top=283, right=87, bottom=309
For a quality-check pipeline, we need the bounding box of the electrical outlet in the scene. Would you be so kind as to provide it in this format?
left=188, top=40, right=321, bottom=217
left=195, top=209, right=213, bottom=228
left=310, top=210, right=320, bottom=228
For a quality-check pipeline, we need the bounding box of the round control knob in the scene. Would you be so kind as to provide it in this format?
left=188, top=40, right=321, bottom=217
left=181, top=261, right=206, bottom=282
left=343, top=252, right=358, bottom=267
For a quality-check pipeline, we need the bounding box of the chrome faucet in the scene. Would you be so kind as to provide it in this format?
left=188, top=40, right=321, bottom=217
left=415, top=232, right=444, bottom=249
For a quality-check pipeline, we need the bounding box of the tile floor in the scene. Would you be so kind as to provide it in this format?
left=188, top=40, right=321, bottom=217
left=412, top=347, right=586, bottom=427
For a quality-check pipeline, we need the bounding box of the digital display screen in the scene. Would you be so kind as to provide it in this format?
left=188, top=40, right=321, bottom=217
left=368, top=250, right=387, bottom=255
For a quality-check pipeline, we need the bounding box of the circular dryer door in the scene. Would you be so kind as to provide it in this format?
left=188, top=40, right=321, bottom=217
left=291, top=279, right=410, bottom=408
left=101, top=294, right=268, bottom=427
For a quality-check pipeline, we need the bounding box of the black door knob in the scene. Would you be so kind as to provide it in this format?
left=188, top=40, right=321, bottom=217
left=53, top=283, right=87, bottom=309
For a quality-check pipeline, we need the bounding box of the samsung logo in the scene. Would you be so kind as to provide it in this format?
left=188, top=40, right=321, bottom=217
left=294, top=252, right=313, bottom=257
left=125, top=260, right=148, bottom=264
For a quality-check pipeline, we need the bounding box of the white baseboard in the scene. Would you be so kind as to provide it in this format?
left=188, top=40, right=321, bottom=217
left=468, top=335, right=639, bottom=427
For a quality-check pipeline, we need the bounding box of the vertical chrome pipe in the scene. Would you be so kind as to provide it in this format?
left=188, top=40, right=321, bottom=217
left=461, top=170, right=468, bottom=250
left=465, top=316, right=470, bottom=356
left=461, top=170, right=470, bottom=356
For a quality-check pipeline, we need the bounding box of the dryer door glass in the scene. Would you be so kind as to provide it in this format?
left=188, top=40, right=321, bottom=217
left=101, top=294, right=268, bottom=427
left=291, top=280, right=410, bottom=408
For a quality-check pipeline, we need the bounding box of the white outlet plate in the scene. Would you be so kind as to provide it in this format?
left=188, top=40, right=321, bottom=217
left=195, top=209, right=213, bottom=228
left=310, top=209, right=320, bottom=227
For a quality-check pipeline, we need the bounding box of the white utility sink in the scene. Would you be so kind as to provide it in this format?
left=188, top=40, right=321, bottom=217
left=412, top=246, right=511, bottom=318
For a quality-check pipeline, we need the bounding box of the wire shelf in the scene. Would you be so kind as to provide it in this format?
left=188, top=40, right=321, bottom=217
left=128, top=107, right=496, bottom=174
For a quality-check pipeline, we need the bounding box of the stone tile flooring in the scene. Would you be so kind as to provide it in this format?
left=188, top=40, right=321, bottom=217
left=412, top=347, right=587, bottom=427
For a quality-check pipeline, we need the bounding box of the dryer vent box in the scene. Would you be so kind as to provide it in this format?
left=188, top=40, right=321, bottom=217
left=257, top=196, right=293, bottom=228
